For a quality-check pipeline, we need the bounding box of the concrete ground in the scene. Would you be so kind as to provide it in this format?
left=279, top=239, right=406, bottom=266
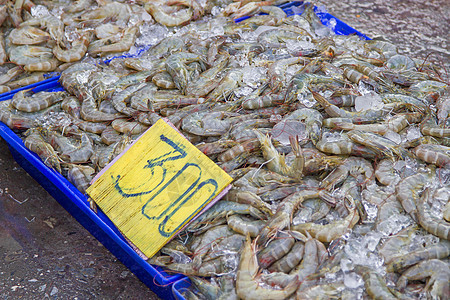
left=0, top=1, right=448, bottom=299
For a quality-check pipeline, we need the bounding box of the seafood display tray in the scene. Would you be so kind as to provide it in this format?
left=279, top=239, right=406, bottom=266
left=0, top=79, right=184, bottom=300
left=0, top=2, right=370, bottom=299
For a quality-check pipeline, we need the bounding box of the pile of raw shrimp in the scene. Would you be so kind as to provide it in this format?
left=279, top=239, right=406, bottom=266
left=1, top=1, right=449, bottom=299
left=0, top=0, right=257, bottom=93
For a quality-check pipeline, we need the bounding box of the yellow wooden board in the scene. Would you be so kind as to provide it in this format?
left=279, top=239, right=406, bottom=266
left=86, top=119, right=233, bottom=258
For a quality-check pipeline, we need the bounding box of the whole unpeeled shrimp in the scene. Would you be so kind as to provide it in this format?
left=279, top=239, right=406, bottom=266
left=292, top=208, right=359, bottom=243
left=0, top=34, right=6, bottom=64
left=387, top=240, right=450, bottom=273
left=253, top=130, right=304, bottom=180
left=396, top=171, right=431, bottom=222
left=24, top=58, right=60, bottom=72
left=185, top=54, right=229, bottom=97
left=320, top=156, right=374, bottom=190
left=259, top=189, right=335, bottom=245
left=0, top=66, right=23, bottom=86
left=236, top=235, right=298, bottom=300
left=144, top=2, right=193, bottom=27
left=413, top=144, right=450, bottom=168
left=332, top=112, right=423, bottom=135
left=397, top=259, right=449, bottom=299
left=312, top=91, right=400, bottom=124
left=89, top=26, right=139, bottom=56
left=19, top=15, right=64, bottom=45
left=375, top=158, right=401, bottom=186
left=53, top=34, right=90, bottom=63
left=12, top=90, right=66, bottom=113
left=354, top=265, right=398, bottom=300
left=8, top=26, right=50, bottom=45
left=416, top=188, right=450, bottom=240
left=257, top=231, right=295, bottom=270
left=420, top=114, right=450, bottom=138
left=347, top=129, right=411, bottom=159
left=24, top=128, right=61, bottom=173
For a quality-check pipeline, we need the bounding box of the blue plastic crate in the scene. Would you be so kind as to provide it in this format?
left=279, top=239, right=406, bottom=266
left=0, top=2, right=370, bottom=299
left=0, top=79, right=184, bottom=299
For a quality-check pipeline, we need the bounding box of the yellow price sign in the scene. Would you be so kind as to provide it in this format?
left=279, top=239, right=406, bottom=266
left=87, top=119, right=233, bottom=258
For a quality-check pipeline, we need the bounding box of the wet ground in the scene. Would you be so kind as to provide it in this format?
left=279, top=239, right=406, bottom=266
left=0, top=1, right=448, bottom=299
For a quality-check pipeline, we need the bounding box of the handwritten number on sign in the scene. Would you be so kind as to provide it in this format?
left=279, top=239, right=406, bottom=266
left=113, top=134, right=218, bottom=237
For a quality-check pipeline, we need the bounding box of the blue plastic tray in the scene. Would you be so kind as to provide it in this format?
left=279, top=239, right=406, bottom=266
left=0, top=79, right=184, bottom=299
left=0, top=2, right=370, bottom=299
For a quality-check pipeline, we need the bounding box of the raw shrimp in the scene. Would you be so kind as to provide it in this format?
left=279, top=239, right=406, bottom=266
left=420, top=114, right=450, bottom=138
left=6, top=73, right=46, bottom=89
left=144, top=2, right=193, bottom=27
left=53, top=35, right=90, bottom=63
left=182, top=111, right=232, bottom=137
left=259, top=189, right=335, bottom=244
left=0, top=66, right=23, bottom=86
left=267, top=241, right=304, bottom=273
left=396, top=171, right=432, bottom=222
left=236, top=235, right=298, bottom=300
left=320, top=156, right=374, bottom=190
left=19, top=15, right=64, bottom=44
left=24, top=58, right=60, bottom=72
left=253, top=130, right=304, bottom=180
left=8, top=26, right=50, bottom=45
left=375, top=158, right=401, bottom=186
left=66, top=163, right=95, bottom=194
left=396, top=259, right=449, bottom=299
left=416, top=188, right=450, bottom=240
left=185, top=54, right=229, bottom=97
left=413, top=144, right=450, bottom=168
left=24, top=128, right=61, bottom=173
left=80, top=97, right=121, bottom=122
left=111, top=119, right=149, bottom=135
left=354, top=265, right=398, bottom=300
left=0, top=34, right=6, bottom=64
left=312, top=91, right=402, bottom=124
left=165, top=52, right=202, bottom=94
left=285, top=108, right=323, bottom=145
left=8, top=45, right=53, bottom=66
left=347, top=129, right=411, bottom=159
left=226, top=215, right=265, bottom=238
left=89, top=26, right=139, bottom=56
left=332, top=112, right=423, bottom=135
left=12, top=90, right=66, bottom=113
left=257, top=231, right=295, bottom=269
left=387, top=240, right=450, bottom=273
left=293, top=208, right=359, bottom=243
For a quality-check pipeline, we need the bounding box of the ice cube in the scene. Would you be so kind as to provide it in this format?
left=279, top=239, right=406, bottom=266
left=344, top=272, right=364, bottom=289
left=234, top=86, right=253, bottom=98
left=327, top=18, right=337, bottom=31
left=340, top=258, right=353, bottom=273
left=365, top=232, right=382, bottom=251
left=271, top=120, right=307, bottom=146
left=384, top=130, right=402, bottom=144
left=406, top=126, right=422, bottom=141
left=211, top=6, right=223, bottom=16
left=136, top=24, right=169, bottom=47
left=31, top=5, right=50, bottom=17
left=297, top=93, right=316, bottom=108
left=242, top=67, right=266, bottom=88
left=315, top=5, right=328, bottom=14
left=354, top=92, right=383, bottom=111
